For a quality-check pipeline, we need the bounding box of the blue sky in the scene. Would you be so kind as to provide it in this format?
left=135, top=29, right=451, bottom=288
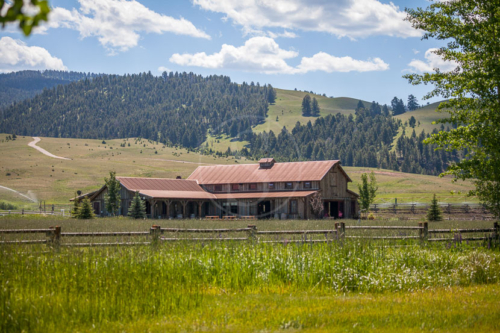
left=0, top=0, right=454, bottom=105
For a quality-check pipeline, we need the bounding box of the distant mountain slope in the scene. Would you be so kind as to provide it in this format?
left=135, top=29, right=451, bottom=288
left=0, top=72, right=270, bottom=148
left=0, top=70, right=98, bottom=109
left=252, top=88, right=372, bottom=134
left=395, top=101, right=449, bottom=135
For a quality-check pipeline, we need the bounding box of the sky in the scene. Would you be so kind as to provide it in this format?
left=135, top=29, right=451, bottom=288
left=0, top=0, right=456, bottom=105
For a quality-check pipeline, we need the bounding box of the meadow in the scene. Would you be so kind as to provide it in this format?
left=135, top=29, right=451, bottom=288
left=0, top=133, right=477, bottom=210
left=1, top=215, right=500, bottom=332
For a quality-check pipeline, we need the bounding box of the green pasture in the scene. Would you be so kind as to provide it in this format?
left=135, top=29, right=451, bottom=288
left=1, top=215, right=500, bottom=333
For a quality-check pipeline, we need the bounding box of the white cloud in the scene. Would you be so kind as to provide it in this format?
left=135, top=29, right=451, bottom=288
left=193, top=0, right=421, bottom=39
left=267, top=30, right=298, bottom=39
left=170, top=37, right=297, bottom=74
left=38, top=0, right=210, bottom=54
left=297, top=52, right=389, bottom=73
left=408, top=48, right=457, bottom=73
left=412, top=49, right=420, bottom=54
left=0, top=37, right=67, bottom=73
left=158, top=66, right=171, bottom=73
left=169, top=37, right=389, bottom=74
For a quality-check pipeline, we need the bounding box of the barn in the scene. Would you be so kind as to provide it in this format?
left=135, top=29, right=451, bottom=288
left=75, top=158, right=359, bottom=219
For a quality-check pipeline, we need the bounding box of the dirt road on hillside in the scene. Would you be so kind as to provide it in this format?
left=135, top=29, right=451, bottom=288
left=28, top=137, right=71, bottom=160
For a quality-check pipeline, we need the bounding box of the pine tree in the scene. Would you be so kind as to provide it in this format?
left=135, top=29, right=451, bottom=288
left=128, top=191, right=146, bottom=219
left=70, top=193, right=80, bottom=218
left=312, top=97, right=320, bottom=116
left=301, top=94, right=312, bottom=116
left=104, top=171, right=121, bottom=216
left=76, top=197, right=95, bottom=219
left=427, top=194, right=443, bottom=221
left=407, top=94, right=419, bottom=111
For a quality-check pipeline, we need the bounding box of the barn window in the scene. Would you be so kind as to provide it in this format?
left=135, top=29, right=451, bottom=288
left=285, top=182, right=293, bottom=189
left=269, top=183, right=275, bottom=189
left=232, top=184, right=239, bottom=191
left=215, top=185, right=223, bottom=191
left=290, top=200, right=298, bottom=214
left=304, top=181, right=311, bottom=189
left=249, top=183, right=257, bottom=190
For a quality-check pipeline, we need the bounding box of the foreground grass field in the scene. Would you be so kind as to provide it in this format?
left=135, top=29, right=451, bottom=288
left=2, top=216, right=499, bottom=332
left=0, top=134, right=476, bottom=208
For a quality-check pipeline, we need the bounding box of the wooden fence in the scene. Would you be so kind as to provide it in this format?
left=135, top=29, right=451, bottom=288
left=0, top=222, right=498, bottom=247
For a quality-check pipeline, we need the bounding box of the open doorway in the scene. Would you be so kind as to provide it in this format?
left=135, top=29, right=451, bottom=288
left=325, top=201, right=344, bottom=218
left=257, top=200, right=271, bottom=219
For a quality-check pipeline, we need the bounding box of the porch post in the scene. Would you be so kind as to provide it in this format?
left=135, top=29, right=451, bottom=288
left=198, top=201, right=202, bottom=218
left=150, top=199, right=156, bottom=218
left=182, top=200, right=187, bottom=218
left=165, top=200, right=171, bottom=219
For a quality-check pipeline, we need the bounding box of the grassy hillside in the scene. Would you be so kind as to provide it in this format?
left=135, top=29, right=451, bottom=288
left=395, top=101, right=449, bottom=136
left=252, top=88, right=372, bottom=134
left=0, top=134, right=476, bottom=207
left=0, top=135, right=249, bottom=206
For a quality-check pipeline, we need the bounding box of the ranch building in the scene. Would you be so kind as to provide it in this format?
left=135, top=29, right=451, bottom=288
left=74, top=159, right=359, bottom=219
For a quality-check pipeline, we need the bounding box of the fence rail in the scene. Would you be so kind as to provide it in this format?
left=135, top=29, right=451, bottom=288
left=0, top=222, right=498, bottom=247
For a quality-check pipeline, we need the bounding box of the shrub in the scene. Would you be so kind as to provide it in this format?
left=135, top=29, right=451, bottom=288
left=0, top=201, right=17, bottom=210
left=128, top=191, right=146, bottom=219
left=76, top=197, right=95, bottom=219
left=427, top=194, right=443, bottom=221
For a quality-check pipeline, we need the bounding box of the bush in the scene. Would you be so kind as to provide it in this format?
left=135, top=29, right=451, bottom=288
left=128, top=191, right=146, bottom=219
left=427, top=194, right=443, bottom=221
left=0, top=201, right=17, bottom=210
left=75, top=197, right=95, bottom=219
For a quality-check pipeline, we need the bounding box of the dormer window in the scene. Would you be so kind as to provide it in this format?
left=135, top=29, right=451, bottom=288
left=304, top=181, right=311, bottom=189
left=232, top=184, right=239, bottom=191
left=268, top=183, right=275, bottom=189
left=259, top=158, right=275, bottom=169
left=215, top=185, right=222, bottom=192
left=249, top=183, right=257, bottom=190
left=285, top=182, right=293, bottom=189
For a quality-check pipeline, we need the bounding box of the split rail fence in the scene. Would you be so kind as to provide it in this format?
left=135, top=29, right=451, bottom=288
left=0, top=222, right=499, bottom=247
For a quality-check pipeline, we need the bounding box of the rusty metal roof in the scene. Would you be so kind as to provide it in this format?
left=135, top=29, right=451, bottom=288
left=187, top=160, right=340, bottom=184
left=138, top=190, right=216, bottom=200
left=214, top=190, right=317, bottom=200
left=117, top=177, right=206, bottom=192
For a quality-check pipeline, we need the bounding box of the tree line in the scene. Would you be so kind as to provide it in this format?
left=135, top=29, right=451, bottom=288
left=0, top=71, right=273, bottom=148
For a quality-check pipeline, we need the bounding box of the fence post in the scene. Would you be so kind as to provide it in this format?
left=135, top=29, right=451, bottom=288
left=247, top=225, right=257, bottom=242
left=340, top=222, right=345, bottom=240
left=48, top=226, right=61, bottom=248
left=418, top=222, right=428, bottom=242
left=494, top=222, right=499, bottom=243
left=150, top=225, right=161, bottom=245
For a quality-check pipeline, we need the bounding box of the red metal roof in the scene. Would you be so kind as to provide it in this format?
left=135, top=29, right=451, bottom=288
left=187, top=160, right=340, bottom=184
left=138, top=190, right=216, bottom=200
left=117, top=177, right=205, bottom=192
left=214, top=190, right=317, bottom=200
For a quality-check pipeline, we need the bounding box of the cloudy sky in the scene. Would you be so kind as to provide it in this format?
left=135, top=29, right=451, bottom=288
left=0, top=0, right=453, bottom=104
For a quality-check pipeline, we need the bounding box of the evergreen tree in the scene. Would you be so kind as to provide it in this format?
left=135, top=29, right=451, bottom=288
left=391, top=97, right=406, bottom=115
left=311, top=97, right=320, bottom=116
left=409, top=116, right=417, bottom=128
left=407, top=94, right=419, bottom=111
left=128, top=191, right=146, bottom=219
left=76, top=197, right=95, bottom=219
left=301, top=94, right=312, bottom=116
left=70, top=193, right=80, bottom=218
left=267, top=86, right=277, bottom=104
left=427, top=194, right=443, bottom=221
left=104, top=171, right=121, bottom=216
left=358, top=172, right=378, bottom=212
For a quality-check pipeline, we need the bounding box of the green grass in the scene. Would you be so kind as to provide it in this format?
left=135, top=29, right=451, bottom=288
left=252, top=89, right=370, bottom=134
left=1, top=234, right=499, bottom=332
left=0, top=134, right=477, bottom=208
left=2, top=216, right=499, bottom=332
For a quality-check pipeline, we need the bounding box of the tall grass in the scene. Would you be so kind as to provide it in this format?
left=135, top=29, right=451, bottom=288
left=1, top=240, right=499, bottom=332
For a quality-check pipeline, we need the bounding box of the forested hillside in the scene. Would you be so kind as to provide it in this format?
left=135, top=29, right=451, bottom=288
left=247, top=103, right=458, bottom=175
left=0, top=70, right=97, bottom=109
left=0, top=72, right=271, bottom=148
